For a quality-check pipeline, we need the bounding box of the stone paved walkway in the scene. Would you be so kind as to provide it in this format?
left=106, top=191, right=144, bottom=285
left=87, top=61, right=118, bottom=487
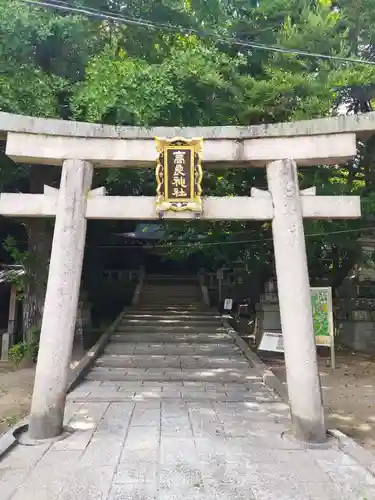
left=1, top=399, right=375, bottom=500
left=1, top=283, right=375, bottom=499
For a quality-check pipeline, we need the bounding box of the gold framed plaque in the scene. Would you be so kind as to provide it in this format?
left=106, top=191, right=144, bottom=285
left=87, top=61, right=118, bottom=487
left=155, top=137, right=203, bottom=215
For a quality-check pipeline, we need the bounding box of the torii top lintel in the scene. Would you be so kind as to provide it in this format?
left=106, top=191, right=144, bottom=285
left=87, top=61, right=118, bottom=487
left=2, top=111, right=375, bottom=168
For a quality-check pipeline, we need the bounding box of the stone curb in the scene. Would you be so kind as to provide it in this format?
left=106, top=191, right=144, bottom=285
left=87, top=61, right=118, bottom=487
left=224, top=318, right=375, bottom=474
left=329, top=428, right=375, bottom=475
left=67, top=308, right=129, bottom=392
left=222, top=319, right=289, bottom=402
left=0, top=308, right=129, bottom=461
left=0, top=419, right=23, bottom=458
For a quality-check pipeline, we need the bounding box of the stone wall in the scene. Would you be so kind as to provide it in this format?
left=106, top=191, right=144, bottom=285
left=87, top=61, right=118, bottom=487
left=254, top=276, right=375, bottom=353
left=334, top=236, right=375, bottom=352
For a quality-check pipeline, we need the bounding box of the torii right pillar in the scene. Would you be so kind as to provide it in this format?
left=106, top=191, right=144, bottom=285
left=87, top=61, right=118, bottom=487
left=267, top=159, right=326, bottom=442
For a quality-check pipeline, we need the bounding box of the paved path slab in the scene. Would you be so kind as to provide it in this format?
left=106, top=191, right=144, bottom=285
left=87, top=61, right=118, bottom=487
left=1, top=400, right=375, bottom=499
left=1, top=284, right=375, bottom=499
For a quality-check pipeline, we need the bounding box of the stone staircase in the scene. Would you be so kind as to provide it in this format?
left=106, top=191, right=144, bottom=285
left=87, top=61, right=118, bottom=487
left=69, top=277, right=280, bottom=403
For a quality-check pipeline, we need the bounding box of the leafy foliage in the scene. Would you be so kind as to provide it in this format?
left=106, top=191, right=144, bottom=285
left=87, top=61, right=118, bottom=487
left=2, top=0, right=375, bottom=294
left=8, top=326, right=40, bottom=365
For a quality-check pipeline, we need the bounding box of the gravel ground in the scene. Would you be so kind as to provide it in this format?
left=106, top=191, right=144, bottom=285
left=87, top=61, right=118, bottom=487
left=263, top=351, right=375, bottom=451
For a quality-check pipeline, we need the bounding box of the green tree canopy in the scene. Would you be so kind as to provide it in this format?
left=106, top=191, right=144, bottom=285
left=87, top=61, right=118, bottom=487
left=2, top=0, right=375, bottom=316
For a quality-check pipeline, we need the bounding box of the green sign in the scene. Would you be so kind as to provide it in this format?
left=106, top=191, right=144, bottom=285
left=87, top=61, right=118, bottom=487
left=310, top=287, right=334, bottom=346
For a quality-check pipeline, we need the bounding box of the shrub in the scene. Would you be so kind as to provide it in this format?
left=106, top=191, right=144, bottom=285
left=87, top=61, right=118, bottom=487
left=27, top=326, right=40, bottom=361
left=8, top=342, right=28, bottom=366
left=8, top=327, right=40, bottom=366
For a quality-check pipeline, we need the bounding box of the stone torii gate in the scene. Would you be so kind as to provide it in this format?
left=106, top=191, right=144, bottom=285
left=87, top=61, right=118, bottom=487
left=0, top=111, right=370, bottom=443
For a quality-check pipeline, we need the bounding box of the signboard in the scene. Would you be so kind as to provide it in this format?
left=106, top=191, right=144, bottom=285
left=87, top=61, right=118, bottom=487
left=224, top=298, right=233, bottom=311
left=258, top=331, right=284, bottom=353
left=310, top=287, right=334, bottom=347
left=155, top=137, right=203, bottom=215
left=257, top=287, right=335, bottom=369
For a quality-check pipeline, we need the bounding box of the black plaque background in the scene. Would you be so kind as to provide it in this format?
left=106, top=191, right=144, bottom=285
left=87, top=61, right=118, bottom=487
left=165, top=147, right=192, bottom=201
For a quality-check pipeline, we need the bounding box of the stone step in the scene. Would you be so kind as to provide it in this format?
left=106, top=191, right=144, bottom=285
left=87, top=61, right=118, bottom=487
left=107, top=340, right=236, bottom=348
left=142, top=289, right=199, bottom=292
left=113, top=328, right=228, bottom=335
left=140, top=297, right=200, bottom=300
left=86, top=366, right=258, bottom=383
left=120, top=316, right=219, bottom=322
left=142, top=284, right=198, bottom=287
left=131, top=308, right=212, bottom=312
left=119, top=319, right=221, bottom=326
left=143, top=283, right=198, bottom=286
left=133, top=310, right=207, bottom=314
left=142, top=280, right=198, bottom=283
left=96, top=355, right=249, bottom=369
left=138, top=302, right=201, bottom=305
left=117, top=320, right=219, bottom=326
left=80, top=293, right=262, bottom=391
left=137, top=301, right=202, bottom=306
left=139, top=297, right=200, bottom=301
left=139, top=292, right=200, bottom=298
left=143, top=280, right=198, bottom=284
left=69, top=379, right=280, bottom=403
left=141, top=291, right=199, bottom=294
left=139, top=296, right=201, bottom=300
left=123, top=314, right=220, bottom=320
left=133, top=304, right=205, bottom=308
left=139, top=292, right=200, bottom=296
left=68, top=392, right=273, bottom=403
left=120, top=317, right=225, bottom=331
left=113, top=332, right=225, bottom=339
left=140, top=289, right=199, bottom=292
left=135, top=300, right=207, bottom=311
left=116, top=326, right=223, bottom=334
left=140, top=290, right=200, bottom=295
left=131, top=312, right=209, bottom=316
left=137, top=303, right=202, bottom=307
left=75, top=379, right=264, bottom=391
left=132, top=308, right=207, bottom=313
left=134, top=303, right=204, bottom=307
left=104, top=343, right=241, bottom=356
left=109, top=333, right=234, bottom=343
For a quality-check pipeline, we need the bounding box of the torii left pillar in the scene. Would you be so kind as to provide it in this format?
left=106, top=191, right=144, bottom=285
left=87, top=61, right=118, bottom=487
left=28, top=159, right=93, bottom=440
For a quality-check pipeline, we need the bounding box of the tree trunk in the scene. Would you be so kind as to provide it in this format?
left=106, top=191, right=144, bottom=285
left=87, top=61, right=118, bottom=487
left=22, top=165, right=58, bottom=339
left=22, top=218, right=53, bottom=338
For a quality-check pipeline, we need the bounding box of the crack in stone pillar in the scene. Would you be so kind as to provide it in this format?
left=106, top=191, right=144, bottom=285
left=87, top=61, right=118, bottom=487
left=266, top=158, right=326, bottom=443
left=28, top=159, right=93, bottom=440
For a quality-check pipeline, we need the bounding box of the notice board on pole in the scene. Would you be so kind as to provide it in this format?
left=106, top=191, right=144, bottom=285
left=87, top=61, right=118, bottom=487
left=258, top=287, right=335, bottom=368
left=311, top=287, right=334, bottom=347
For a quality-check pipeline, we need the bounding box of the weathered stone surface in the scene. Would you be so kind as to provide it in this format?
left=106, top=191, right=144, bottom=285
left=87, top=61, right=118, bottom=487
left=5, top=130, right=357, bottom=167
left=58, top=466, right=115, bottom=500
left=108, top=483, right=157, bottom=500
left=2, top=109, right=375, bottom=140
left=8, top=451, right=83, bottom=500
left=28, top=159, right=93, bottom=440
left=0, top=442, right=51, bottom=469
left=0, top=468, right=30, bottom=500
left=1, top=283, right=374, bottom=499
left=267, top=159, right=325, bottom=443
left=1, top=398, right=374, bottom=499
